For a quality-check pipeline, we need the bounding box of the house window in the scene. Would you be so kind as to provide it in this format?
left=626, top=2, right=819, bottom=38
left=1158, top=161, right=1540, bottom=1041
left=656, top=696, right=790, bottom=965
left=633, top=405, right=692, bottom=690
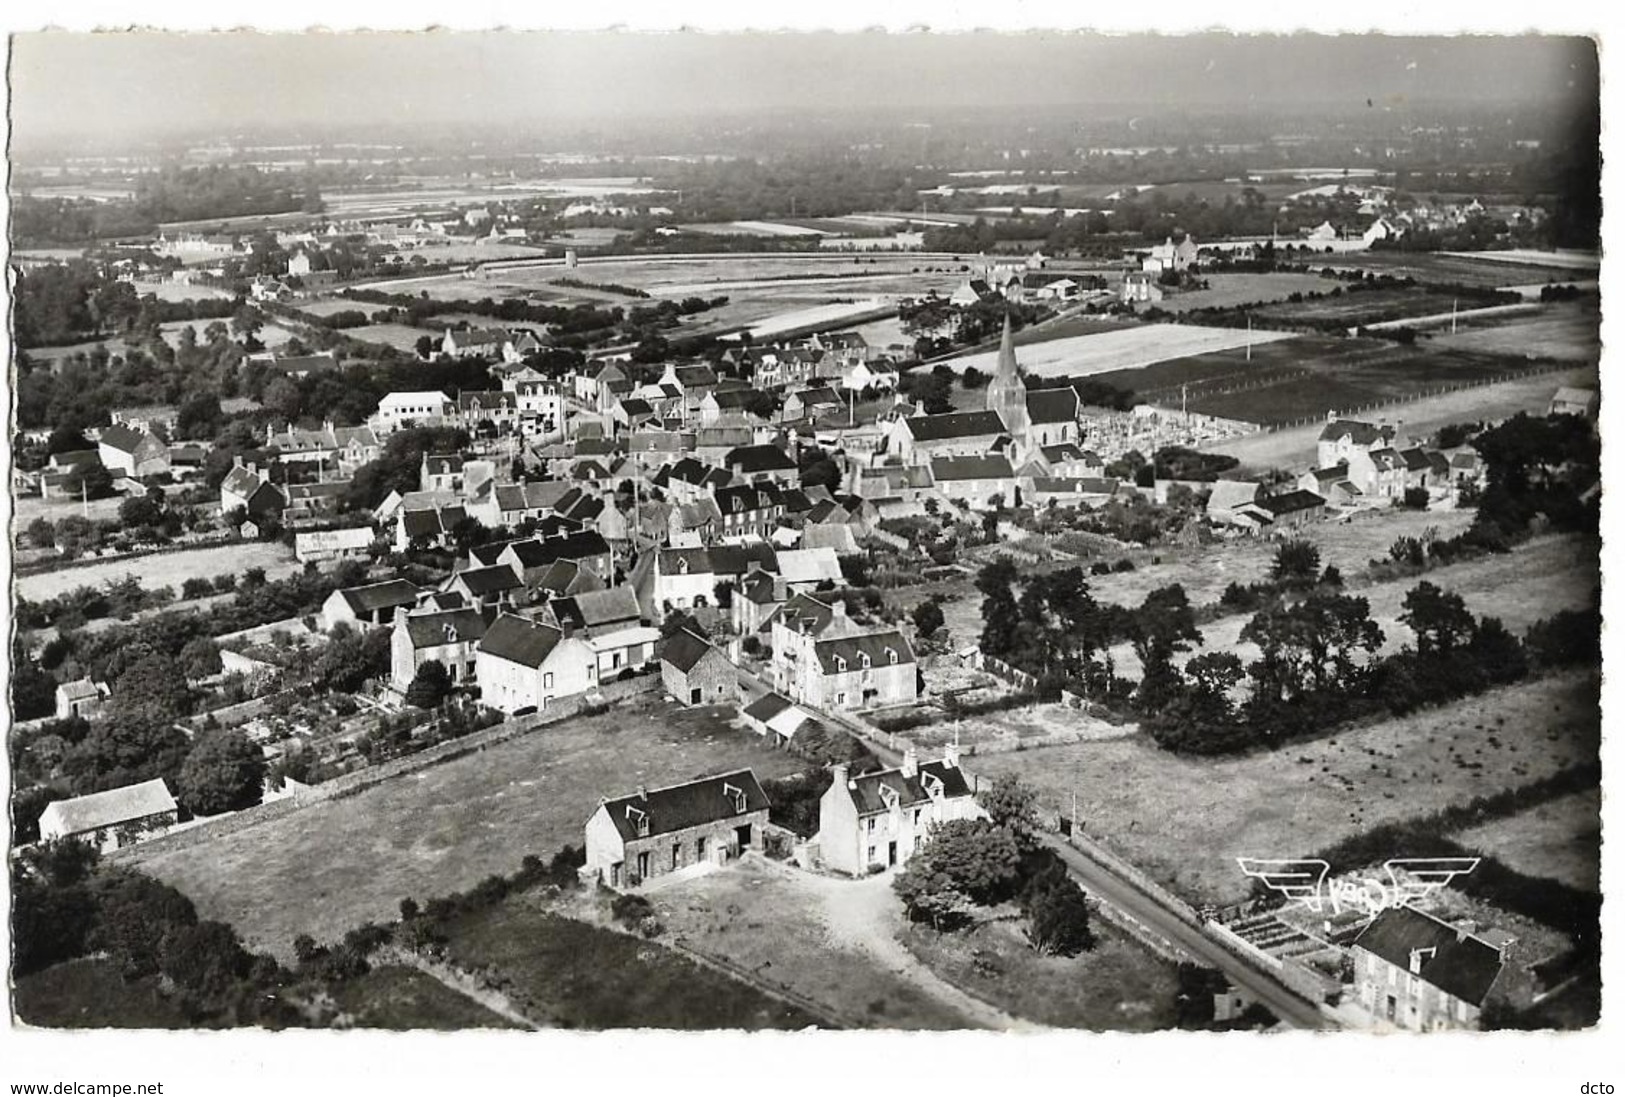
left=867, top=817, right=876, bottom=833
left=543, top=672, right=554, bottom=689
left=836, top=692, right=847, bottom=706
left=671, top=843, right=681, bottom=871
left=697, top=836, right=708, bottom=860
left=866, top=846, right=876, bottom=863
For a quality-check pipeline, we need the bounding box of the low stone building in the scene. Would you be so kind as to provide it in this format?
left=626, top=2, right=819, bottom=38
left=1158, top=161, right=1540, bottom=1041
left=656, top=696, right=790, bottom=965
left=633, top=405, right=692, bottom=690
left=38, top=779, right=179, bottom=854
left=584, top=769, right=771, bottom=888
left=660, top=627, right=736, bottom=706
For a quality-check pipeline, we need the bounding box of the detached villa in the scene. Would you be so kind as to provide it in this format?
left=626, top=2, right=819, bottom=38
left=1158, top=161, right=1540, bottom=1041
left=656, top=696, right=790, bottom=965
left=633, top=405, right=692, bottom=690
left=816, top=747, right=983, bottom=875
left=585, top=769, right=771, bottom=888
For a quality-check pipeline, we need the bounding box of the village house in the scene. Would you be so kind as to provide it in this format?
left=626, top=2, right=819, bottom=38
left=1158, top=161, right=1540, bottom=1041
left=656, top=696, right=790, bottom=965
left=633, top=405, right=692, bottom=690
left=1251, top=489, right=1329, bottom=530
left=1549, top=385, right=1599, bottom=419
left=1120, top=270, right=1164, bottom=304
left=441, top=327, right=513, bottom=360
left=395, top=503, right=469, bottom=552
left=816, top=746, right=983, bottom=875
left=390, top=605, right=493, bottom=690
left=219, top=461, right=287, bottom=521
left=453, top=390, right=521, bottom=436
left=499, top=530, right=616, bottom=589
left=1317, top=414, right=1399, bottom=469
left=264, top=421, right=382, bottom=476
left=1296, top=466, right=1362, bottom=508
left=1351, top=906, right=1517, bottom=1031
left=1025, top=476, right=1121, bottom=509
left=740, top=691, right=820, bottom=743
left=109, top=404, right=180, bottom=436
left=294, top=526, right=375, bottom=565
left=444, top=564, right=525, bottom=612
left=659, top=627, right=737, bottom=707
left=372, top=391, right=455, bottom=435
left=474, top=612, right=596, bottom=716
left=54, top=678, right=109, bottom=721
left=782, top=386, right=844, bottom=424
left=321, top=579, right=423, bottom=632
left=420, top=454, right=467, bottom=494
left=584, top=770, right=771, bottom=888
left=724, top=444, right=799, bottom=486
left=769, top=593, right=919, bottom=712
left=713, top=482, right=786, bottom=541
left=931, top=454, right=1019, bottom=511
left=1345, top=447, right=1409, bottom=501
left=38, top=779, right=179, bottom=854
left=97, top=424, right=171, bottom=478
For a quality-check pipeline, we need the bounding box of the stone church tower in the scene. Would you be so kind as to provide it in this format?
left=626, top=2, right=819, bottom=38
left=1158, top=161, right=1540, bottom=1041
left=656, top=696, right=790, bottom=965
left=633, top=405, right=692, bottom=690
left=985, top=312, right=1029, bottom=458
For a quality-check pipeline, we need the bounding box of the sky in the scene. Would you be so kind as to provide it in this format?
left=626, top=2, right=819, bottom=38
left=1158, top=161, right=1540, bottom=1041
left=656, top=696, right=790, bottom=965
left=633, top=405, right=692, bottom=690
left=7, top=32, right=1600, bottom=148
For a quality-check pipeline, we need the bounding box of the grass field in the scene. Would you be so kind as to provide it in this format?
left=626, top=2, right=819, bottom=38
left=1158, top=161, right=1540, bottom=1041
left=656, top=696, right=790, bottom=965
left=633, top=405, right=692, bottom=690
left=1426, top=302, right=1600, bottom=362
left=1201, top=363, right=1598, bottom=471
left=1253, top=288, right=1468, bottom=327
left=1455, top=787, right=1601, bottom=893
left=900, top=916, right=1178, bottom=1030
left=940, top=323, right=1297, bottom=379
left=1156, top=272, right=1331, bottom=315
left=970, top=669, right=1600, bottom=904
left=17, top=541, right=299, bottom=602
left=440, top=899, right=819, bottom=1030
left=133, top=698, right=809, bottom=957
left=347, top=322, right=443, bottom=353
left=1318, top=251, right=1598, bottom=289
left=654, top=860, right=973, bottom=1028
left=325, top=964, right=522, bottom=1029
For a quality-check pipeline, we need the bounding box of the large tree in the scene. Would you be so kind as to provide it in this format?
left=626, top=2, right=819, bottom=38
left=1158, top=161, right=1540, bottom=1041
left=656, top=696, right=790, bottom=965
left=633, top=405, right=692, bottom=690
left=405, top=659, right=453, bottom=709
left=1399, top=581, right=1476, bottom=658
left=893, top=818, right=1022, bottom=929
left=178, top=730, right=268, bottom=816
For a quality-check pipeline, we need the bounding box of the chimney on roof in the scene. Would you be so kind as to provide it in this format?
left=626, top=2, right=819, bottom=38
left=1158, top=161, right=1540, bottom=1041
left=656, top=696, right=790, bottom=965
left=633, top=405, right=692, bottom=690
left=944, top=742, right=961, bottom=769
left=830, top=599, right=847, bottom=619
left=830, top=763, right=849, bottom=790
left=901, top=748, right=918, bottom=779
left=637, top=785, right=648, bottom=802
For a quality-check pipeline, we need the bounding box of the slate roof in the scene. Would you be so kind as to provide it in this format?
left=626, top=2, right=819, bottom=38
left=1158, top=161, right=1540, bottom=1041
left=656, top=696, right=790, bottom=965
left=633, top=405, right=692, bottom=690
left=477, top=613, right=566, bottom=668
left=1030, top=476, right=1120, bottom=496
left=725, top=445, right=797, bottom=474
left=673, top=364, right=720, bottom=389
left=814, top=630, right=915, bottom=674
left=551, top=586, right=641, bottom=632
left=742, top=691, right=794, bottom=722
left=338, top=579, right=421, bottom=614
left=1352, top=906, right=1505, bottom=1006
left=453, top=565, right=523, bottom=595
left=660, top=627, right=720, bottom=674
left=931, top=454, right=1015, bottom=482
left=844, top=758, right=972, bottom=815
left=506, top=530, right=612, bottom=570
left=903, top=410, right=1007, bottom=442
left=1318, top=418, right=1395, bottom=446
left=1399, top=447, right=1433, bottom=473
left=423, top=454, right=465, bottom=476
left=98, top=424, right=150, bottom=454
left=1257, top=489, right=1327, bottom=516
left=599, top=769, right=769, bottom=842
left=402, top=607, right=491, bottom=649
left=39, top=779, right=177, bottom=836
left=1026, top=387, right=1080, bottom=424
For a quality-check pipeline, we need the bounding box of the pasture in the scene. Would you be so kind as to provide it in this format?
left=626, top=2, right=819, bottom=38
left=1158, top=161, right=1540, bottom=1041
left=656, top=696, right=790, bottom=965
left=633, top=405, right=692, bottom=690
left=347, top=322, right=443, bottom=353
left=1155, top=272, right=1331, bottom=315
left=1426, top=301, right=1600, bottom=363
left=17, top=541, right=299, bottom=602
left=1252, top=288, right=1468, bottom=327
left=971, top=669, right=1600, bottom=904
left=1317, top=251, right=1597, bottom=289
left=1455, top=788, right=1601, bottom=894
left=132, top=698, right=809, bottom=958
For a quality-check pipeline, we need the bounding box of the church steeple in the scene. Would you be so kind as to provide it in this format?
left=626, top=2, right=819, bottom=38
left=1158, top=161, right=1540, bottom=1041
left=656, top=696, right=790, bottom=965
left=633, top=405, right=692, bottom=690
left=986, top=309, right=1029, bottom=454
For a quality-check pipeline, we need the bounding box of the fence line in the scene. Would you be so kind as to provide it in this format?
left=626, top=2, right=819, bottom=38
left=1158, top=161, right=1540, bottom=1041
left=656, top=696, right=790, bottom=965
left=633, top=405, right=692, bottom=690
left=1256, top=362, right=1572, bottom=434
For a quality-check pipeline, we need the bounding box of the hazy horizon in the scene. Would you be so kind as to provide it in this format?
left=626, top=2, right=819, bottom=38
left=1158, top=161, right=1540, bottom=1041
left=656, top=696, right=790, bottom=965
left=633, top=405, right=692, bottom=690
left=10, top=32, right=1599, bottom=151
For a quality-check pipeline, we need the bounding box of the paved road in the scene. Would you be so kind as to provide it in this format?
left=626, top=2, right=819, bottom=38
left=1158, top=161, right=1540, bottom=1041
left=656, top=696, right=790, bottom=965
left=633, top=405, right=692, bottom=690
left=1038, top=835, right=1333, bottom=1030
left=813, top=695, right=1337, bottom=1030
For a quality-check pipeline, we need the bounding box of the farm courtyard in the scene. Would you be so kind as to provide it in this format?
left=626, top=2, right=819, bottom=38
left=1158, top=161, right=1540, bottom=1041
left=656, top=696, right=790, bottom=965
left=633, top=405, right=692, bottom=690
left=131, top=697, right=808, bottom=958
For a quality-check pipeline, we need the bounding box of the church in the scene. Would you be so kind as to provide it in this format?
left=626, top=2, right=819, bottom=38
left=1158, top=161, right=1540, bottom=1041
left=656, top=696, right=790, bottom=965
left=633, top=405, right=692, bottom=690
left=985, top=312, right=1082, bottom=464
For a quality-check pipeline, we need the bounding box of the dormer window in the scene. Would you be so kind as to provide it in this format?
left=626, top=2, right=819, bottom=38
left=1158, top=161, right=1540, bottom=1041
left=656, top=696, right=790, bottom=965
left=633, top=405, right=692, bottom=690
left=723, top=782, right=747, bottom=814
left=859, top=652, right=871, bottom=670
left=886, top=647, right=899, bottom=665
left=626, top=805, right=650, bottom=837
left=443, top=624, right=458, bottom=643
left=834, top=655, right=847, bottom=673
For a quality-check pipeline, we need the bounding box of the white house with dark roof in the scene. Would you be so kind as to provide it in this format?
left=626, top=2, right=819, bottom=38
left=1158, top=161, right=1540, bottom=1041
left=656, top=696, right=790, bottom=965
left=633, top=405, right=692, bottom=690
left=585, top=769, right=771, bottom=888
left=38, top=778, right=179, bottom=854
left=817, top=746, right=983, bottom=875
left=372, top=391, right=455, bottom=435
left=220, top=461, right=287, bottom=520
left=321, top=579, right=423, bottom=632
left=474, top=612, right=595, bottom=715
left=1317, top=413, right=1399, bottom=470
left=930, top=454, right=1018, bottom=511
left=390, top=605, right=493, bottom=690
left=768, top=593, right=918, bottom=712
left=1351, top=905, right=1516, bottom=1031
left=55, top=678, right=109, bottom=721
left=97, top=424, right=170, bottom=478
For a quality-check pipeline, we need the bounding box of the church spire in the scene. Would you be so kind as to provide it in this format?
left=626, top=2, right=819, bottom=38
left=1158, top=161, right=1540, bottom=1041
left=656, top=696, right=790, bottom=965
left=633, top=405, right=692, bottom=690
left=994, top=309, right=1018, bottom=385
